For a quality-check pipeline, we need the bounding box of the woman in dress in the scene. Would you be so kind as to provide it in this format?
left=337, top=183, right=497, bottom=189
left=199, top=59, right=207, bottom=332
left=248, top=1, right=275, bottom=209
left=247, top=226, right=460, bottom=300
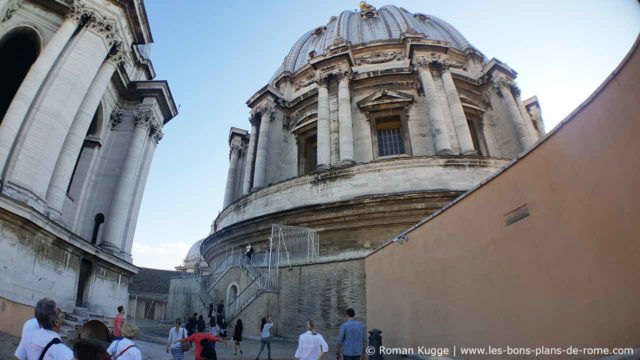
left=232, top=319, right=243, bottom=355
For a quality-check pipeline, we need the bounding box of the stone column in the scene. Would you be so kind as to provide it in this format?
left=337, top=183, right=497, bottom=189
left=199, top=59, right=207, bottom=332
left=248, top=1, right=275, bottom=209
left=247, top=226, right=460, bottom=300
left=242, top=123, right=257, bottom=194
left=418, top=65, right=453, bottom=155
left=46, top=47, right=123, bottom=217
left=120, top=127, right=162, bottom=261
left=1, top=8, right=116, bottom=208
left=100, top=110, right=154, bottom=253
left=515, top=94, right=539, bottom=141
left=223, top=145, right=241, bottom=207
left=497, top=80, right=534, bottom=150
left=441, top=68, right=476, bottom=155
left=0, top=16, right=79, bottom=176
left=316, top=78, right=331, bottom=170
left=337, top=73, right=355, bottom=165
left=252, top=106, right=272, bottom=188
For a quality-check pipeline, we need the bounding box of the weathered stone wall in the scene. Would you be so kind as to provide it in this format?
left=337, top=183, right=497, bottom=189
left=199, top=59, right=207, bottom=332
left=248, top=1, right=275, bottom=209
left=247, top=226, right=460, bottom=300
left=216, top=157, right=507, bottom=230
left=0, top=207, right=129, bottom=332
left=167, top=275, right=209, bottom=322
left=274, top=258, right=366, bottom=341
left=170, top=258, right=367, bottom=340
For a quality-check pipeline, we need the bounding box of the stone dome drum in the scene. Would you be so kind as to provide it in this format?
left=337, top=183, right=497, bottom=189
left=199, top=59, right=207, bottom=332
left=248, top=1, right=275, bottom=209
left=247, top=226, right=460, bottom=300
left=205, top=3, right=544, bottom=266
left=272, top=5, right=476, bottom=82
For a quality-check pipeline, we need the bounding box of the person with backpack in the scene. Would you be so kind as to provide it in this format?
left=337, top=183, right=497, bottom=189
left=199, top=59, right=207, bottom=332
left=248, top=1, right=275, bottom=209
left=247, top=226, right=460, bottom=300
left=176, top=328, right=227, bottom=360
left=14, top=298, right=73, bottom=360
left=106, top=323, right=141, bottom=360
left=186, top=313, right=198, bottom=337
left=166, top=318, right=189, bottom=360
left=197, top=315, right=207, bottom=333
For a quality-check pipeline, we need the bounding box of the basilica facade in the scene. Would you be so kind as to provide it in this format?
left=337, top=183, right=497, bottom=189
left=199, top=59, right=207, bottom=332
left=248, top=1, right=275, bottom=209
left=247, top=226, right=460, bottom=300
left=0, top=0, right=176, bottom=334
left=174, top=3, right=544, bottom=338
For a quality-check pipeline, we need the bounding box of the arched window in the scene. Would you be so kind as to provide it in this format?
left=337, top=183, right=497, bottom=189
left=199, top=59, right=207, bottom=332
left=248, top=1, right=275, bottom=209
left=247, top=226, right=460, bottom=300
left=91, top=213, right=105, bottom=245
left=0, top=28, right=40, bottom=123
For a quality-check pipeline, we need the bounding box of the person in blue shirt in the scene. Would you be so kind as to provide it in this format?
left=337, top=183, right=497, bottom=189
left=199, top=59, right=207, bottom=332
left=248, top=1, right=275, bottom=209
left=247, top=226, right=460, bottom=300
left=337, top=308, right=367, bottom=360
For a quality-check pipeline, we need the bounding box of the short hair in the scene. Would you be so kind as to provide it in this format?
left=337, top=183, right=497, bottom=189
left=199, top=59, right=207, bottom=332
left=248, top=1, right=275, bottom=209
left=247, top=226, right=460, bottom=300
left=346, top=308, right=355, bottom=317
left=73, top=339, right=110, bottom=360
left=35, top=298, right=58, bottom=330
left=117, top=306, right=124, bottom=313
left=122, top=323, right=139, bottom=339
left=192, top=313, right=197, bottom=317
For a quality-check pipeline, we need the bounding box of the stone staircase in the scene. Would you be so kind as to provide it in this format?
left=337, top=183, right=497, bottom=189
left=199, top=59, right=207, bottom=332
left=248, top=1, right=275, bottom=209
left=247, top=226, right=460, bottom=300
left=226, top=261, right=277, bottom=322
left=59, top=307, right=112, bottom=342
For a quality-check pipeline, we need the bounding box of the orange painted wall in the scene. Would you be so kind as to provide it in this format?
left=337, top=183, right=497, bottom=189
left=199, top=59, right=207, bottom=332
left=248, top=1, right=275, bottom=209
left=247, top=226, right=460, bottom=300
left=0, top=297, right=34, bottom=337
left=365, top=38, right=640, bottom=352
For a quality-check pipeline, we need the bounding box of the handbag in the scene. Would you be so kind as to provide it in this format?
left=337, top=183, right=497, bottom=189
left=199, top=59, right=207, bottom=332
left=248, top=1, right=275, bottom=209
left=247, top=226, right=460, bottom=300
left=180, top=328, right=191, bottom=352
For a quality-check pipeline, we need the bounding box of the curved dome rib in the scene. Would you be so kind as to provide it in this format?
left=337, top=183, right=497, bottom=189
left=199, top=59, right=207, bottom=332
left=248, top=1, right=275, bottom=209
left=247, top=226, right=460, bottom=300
left=270, top=5, right=476, bottom=83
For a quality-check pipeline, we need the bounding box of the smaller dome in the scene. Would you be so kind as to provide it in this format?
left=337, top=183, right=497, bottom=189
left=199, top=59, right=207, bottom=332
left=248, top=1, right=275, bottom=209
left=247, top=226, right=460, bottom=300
left=185, top=238, right=205, bottom=262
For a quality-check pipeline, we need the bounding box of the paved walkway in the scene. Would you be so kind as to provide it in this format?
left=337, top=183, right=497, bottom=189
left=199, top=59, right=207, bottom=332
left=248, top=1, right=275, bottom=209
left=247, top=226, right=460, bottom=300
left=138, top=337, right=300, bottom=360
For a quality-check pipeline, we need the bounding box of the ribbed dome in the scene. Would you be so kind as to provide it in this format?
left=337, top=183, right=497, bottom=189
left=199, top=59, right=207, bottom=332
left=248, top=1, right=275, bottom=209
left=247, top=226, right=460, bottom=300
left=185, top=238, right=205, bottom=262
left=271, top=5, right=475, bottom=82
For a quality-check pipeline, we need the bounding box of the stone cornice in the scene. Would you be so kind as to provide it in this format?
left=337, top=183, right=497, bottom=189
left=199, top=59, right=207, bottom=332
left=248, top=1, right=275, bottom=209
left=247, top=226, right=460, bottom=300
left=112, top=75, right=178, bottom=124
left=246, top=84, right=283, bottom=108
left=108, top=0, right=153, bottom=44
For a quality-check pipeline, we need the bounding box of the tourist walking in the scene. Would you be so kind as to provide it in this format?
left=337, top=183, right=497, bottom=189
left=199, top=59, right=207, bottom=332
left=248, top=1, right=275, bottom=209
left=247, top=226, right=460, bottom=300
left=176, top=328, right=227, bottom=360
left=219, top=318, right=228, bottom=338
left=209, top=320, right=220, bottom=337
left=232, top=319, right=243, bottom=355
left=14, top=298, right=74, bottom=360
left=186, top=313, right=198, bottom=336
left=73, top=339, right=110, bottom=360
left=167, top=318, right=189, bottom=360
left=113, top=305, right=125, bottom=340
left=255, top=316, right=273, bottom=360
left=107, top=323, right=142, bottom=360
left=295, top=320, right=329, bottom=360
left=336, top=308, right=366, bottom=360
left=197, top=315, right=207, bottom=332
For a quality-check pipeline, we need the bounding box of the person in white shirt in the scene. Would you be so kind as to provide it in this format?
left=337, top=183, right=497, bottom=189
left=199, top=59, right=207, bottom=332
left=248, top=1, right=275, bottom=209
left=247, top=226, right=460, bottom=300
left=14, top=298, right=73, bottom=360
left=166, top=318, right=188, bottom=360
left=20, top=318, right=40, bottom=339
left=107, top=323, right=142, bottom=360
left=295, top=320, right=329, bottom=360
left=256, top=316, right=273, bottom=360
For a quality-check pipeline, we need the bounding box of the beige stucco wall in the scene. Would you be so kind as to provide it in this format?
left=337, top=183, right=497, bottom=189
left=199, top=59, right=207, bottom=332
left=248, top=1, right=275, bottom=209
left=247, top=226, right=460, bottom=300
left=365, top=38, right=640, bottom=352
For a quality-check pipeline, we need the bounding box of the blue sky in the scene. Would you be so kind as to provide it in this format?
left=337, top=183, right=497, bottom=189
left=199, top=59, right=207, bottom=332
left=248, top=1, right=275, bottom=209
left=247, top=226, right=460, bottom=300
left=131, top=1, right=640, bottom=270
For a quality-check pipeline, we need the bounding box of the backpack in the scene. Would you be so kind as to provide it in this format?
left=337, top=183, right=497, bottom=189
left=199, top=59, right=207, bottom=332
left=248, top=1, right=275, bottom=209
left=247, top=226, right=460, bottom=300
left=200, top=338, right=217, bottom=360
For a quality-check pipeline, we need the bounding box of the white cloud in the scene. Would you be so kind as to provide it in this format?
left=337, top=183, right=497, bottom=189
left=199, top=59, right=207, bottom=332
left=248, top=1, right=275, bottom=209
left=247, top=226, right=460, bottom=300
left=132, top=241, right=192, bottom=270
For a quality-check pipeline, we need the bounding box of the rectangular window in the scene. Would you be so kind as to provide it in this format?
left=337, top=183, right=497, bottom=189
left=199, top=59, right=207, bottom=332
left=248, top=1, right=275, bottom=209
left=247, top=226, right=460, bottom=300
left=377, top=127, right=405, bottom=156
